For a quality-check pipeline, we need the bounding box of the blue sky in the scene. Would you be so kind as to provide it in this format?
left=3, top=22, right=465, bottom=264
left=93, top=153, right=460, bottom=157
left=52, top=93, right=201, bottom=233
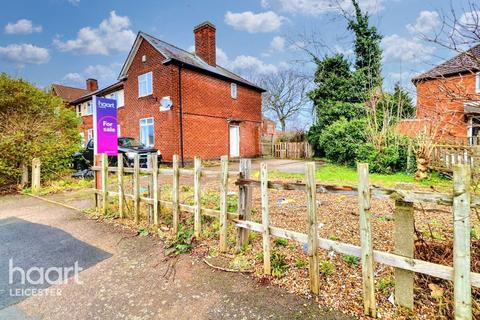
left=0, top=0, right=476, bottom=128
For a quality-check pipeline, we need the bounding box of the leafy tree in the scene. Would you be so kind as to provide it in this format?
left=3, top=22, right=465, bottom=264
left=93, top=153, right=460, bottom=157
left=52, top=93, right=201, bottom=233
left=392, top=83, right=415, bottom=119
left=347, top=0, right=383, bottom=90
left=0, top=73, right=80, bottom=187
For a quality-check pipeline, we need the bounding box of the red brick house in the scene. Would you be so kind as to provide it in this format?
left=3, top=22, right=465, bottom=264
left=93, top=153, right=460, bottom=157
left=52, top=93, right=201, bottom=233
left=54, top=21, right=265, bottom=162
left=398, top=44, right=480, bottom=144
left=52, top=79, right=98, bottom=104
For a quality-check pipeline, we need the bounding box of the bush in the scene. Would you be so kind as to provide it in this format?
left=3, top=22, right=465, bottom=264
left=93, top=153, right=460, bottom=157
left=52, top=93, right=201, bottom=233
left=0, top=74, right=80, bottom=186
left=356, top=138, right=410, bottom=174
left=317, top=118, right=367, bottom=166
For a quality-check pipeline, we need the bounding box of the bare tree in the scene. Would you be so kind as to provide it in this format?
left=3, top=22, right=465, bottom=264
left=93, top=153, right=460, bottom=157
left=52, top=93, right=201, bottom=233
left=259, top=70, right=311, bottom=132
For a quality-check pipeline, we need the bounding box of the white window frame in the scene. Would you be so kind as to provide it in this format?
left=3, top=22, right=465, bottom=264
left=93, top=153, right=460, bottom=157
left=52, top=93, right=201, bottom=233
left=139, top=117, right=154, bottom=147
left=87, top=128, right=94, bottom=142
left=117, top=124, right=121, bottom=137
left=87, top=101, right=93, bottom=115
left=76, top=105, right=82, bottom=117
left=476, top=72, right=480, bottom=94
left=230, top=83, right=237, bottom=99
left=138, top=72, right=153, bottom=97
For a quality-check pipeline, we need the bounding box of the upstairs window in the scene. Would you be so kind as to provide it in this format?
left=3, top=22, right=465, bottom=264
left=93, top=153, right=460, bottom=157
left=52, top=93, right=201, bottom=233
left=138, top=72, right=153, bottom=97
left=476, top=72, right=480, bottom=93
left=87, top=101, right=93, bottom=115
left=76, top=105, right=82, bottom=117
left=231, top=83, right=237, bottom=99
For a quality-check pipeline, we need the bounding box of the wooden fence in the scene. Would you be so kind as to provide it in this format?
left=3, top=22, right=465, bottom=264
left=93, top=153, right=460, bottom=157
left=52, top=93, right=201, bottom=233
left=430, top=144, right=480, bottom=173
left=90, top=153, right=479, bottom=319
left=261, top=141, right=313, bottom=159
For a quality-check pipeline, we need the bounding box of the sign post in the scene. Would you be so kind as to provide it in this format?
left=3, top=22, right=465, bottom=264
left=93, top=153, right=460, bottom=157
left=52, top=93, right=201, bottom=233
left=93, top=95, right=118, bottom=191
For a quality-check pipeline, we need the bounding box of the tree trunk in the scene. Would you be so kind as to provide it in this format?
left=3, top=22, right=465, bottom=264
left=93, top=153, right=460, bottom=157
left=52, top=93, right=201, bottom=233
left=280, top=120, right=286, bottom=132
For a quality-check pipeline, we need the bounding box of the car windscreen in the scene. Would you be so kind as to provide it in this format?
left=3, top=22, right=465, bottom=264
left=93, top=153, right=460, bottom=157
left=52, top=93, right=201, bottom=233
left=118, top=138, right=145, bottom=148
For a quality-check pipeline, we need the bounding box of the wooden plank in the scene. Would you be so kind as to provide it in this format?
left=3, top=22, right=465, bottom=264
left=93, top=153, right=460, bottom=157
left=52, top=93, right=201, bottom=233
left=236, top=159, right=252, bottom=250
left=306, top=162, right=319, bottom=294
left=133, top=154, right=140, bottom=224
left=261, top=162, right=271, bottom=275
left=31, top=158, right=41, bottom=194
left=118, top=153, right=124, bottom=219
left=233, top=219, right=480, bottom=288
left=453, top=164, right=472, bottom=319
left=219, top=156, right=229, bottom=252
left=151, top=154, right=159, bottom=225
left=101, top=153, right=108, bottom=215
left=358, top=163, right=376, bottom=317
left=394, top=183, right=414, bottom=310
left=172, top=155, right=180, bottom=235
left=194, top=156, right=202, bottom=238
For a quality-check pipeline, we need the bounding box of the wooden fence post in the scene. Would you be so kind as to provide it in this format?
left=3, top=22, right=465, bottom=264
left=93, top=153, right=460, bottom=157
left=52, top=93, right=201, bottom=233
left=453, top=164, right=472, bottom=319
left=194, top=156, right=202, bottom=238
left=394, top=183, right=414, bottom=310
left=151, top=154, right=159, bottom=225
left=358, top=163, right=377, bottom=318
left=133, top=154, right=140, bottom=224
left=236, top=158, right=252, bottom=250
left=261, top=162, right=271, bottom=275
left=101, top=153, right=108, bottom=215
left=172, top=154, right=180, bottom=235
left=118, top=154, right=124, bottom=219
left=305, top=162, right=319, bottom=294
left=31, top=158, right=41, bottom=194
left=219, top=155, right=229, bottom=252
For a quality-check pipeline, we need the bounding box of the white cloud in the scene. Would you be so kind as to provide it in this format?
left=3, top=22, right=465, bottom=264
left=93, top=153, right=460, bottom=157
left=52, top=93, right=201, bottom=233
left=459, top=10, right=480, bottom=31
left=266, top=0, right=385, bottom=16
left=270, top=36, right=285, bottom=51
left=53, top=11, right=135, bottom=55
left=334, top=45, right=354, bottom=57
left=382, top=34, right=435, bottom=63
left=62, top=63, right=121, bottom=86
left=406, top=11, right=439, bottom=34
left=68, top=0, right=80, bottom=5
left=224, top=11, right=285, bottom=33
left=0, top=43, right=49, bottom=65
left=4, top=19, right=42, bottom=34
left=228, top=55, right=278, bottom=74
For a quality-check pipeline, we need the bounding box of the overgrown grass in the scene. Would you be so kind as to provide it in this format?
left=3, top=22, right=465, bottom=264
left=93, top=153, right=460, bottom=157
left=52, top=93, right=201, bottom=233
left=256, top=163, right=451, bottom=189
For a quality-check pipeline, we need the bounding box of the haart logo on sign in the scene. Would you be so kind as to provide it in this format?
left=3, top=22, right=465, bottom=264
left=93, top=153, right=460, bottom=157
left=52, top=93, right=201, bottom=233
left=93, top=96, right=118, bottom=156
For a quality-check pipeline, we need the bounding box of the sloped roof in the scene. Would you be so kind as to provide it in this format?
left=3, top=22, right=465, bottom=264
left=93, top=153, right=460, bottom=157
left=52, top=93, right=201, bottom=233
left=412, top=44, right=480, bottom=82
left=119, top=31, right=265, bottom=92
left=71, top=81, right=123, bottom=105
left=51, top=84, right=91, bottom=103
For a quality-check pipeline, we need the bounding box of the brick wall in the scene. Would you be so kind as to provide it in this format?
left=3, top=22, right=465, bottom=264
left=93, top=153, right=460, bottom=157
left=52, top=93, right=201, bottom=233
left=411, top=73, right=478, bottom=137
left=121, top=38, right=262, bottom=161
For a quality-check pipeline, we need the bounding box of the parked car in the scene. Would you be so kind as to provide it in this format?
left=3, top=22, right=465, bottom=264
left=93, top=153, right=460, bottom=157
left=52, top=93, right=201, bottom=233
left=72, top=137, right=162, bottom=170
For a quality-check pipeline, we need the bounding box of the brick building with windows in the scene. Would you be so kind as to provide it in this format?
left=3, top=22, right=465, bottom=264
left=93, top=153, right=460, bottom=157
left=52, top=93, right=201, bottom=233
left=52, top=21, right=265, bottom=162
left=398, top=44, right=480, bottom=144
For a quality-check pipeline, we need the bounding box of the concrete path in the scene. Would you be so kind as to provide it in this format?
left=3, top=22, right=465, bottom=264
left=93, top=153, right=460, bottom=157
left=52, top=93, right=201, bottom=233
left=0, top=194, right=352, bottom=320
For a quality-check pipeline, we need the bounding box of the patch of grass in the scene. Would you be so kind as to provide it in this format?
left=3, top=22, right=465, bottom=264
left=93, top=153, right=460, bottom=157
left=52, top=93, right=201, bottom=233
left=230, top=254, right=251, bottom=271
left=138, top=228, right=149, bottom=237
left=343, top=255, right=359, bottom=267
left=377, top=274, right=395, bottom=294
left=273, top=238, right=288, bottom=247
left=319, top=260, right=334, bottom=276
left=26, top=176, right=93, bottom=195
left=164, top=224, right=195, bottom=256
left=264, top=163, right=451, bottom=189
left=328, top=234, right=339, bottom=241
left=271, top=251, right=289, bottom=277
left=294, top=258, right=307, bottom=269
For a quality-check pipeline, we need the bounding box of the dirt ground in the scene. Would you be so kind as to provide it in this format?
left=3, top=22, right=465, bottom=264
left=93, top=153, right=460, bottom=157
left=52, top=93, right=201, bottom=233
left=0, top=194, right=352, bottom=320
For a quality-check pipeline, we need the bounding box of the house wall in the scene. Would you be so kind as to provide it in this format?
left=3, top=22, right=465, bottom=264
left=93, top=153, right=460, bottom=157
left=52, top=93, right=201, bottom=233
left=409, top=73, right=478, bottom=138
left=121, top=38, right=262, bottom=161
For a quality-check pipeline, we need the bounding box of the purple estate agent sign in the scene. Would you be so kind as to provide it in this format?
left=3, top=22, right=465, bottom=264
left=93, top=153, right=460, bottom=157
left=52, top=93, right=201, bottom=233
left=93, top=96, right=118, bottom=156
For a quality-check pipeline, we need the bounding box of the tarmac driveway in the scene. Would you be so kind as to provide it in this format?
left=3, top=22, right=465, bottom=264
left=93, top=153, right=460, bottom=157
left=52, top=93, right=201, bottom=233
left=0, top=194, right=352, bottom=320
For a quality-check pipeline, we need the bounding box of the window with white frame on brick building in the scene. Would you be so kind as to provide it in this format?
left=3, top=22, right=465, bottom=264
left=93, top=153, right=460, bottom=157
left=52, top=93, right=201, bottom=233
left=138, top=72, right=153, bottom=97
left=139, top=117, right=154, bottom=147
left=87, top=128, right=94, bottom=142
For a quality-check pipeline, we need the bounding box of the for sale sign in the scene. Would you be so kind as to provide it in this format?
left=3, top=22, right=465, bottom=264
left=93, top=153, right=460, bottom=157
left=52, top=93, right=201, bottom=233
left=93, top=95, right=118, bottom=155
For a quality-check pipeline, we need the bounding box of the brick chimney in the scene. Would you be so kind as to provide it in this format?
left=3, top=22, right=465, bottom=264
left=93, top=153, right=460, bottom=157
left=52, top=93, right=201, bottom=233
left=86, top=78, right=98, bottom=91
left=194, top=21, right=216, bottom=66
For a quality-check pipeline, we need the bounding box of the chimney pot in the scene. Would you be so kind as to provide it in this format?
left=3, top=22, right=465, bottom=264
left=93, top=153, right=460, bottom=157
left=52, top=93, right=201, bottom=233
left=86, top=78, right=98, bottom=91
left=194, top=21, right=216, bottom=66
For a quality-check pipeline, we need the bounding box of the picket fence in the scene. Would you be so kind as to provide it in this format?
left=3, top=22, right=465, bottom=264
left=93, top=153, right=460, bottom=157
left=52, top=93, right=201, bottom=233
left=90, top=153, right=479, bottom=319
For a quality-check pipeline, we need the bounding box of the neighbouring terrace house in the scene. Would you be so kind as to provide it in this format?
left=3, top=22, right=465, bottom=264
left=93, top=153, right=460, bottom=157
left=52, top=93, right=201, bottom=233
left=398, top=44, right=480, bottom=145
left=52, top=21, right=265, bottom=163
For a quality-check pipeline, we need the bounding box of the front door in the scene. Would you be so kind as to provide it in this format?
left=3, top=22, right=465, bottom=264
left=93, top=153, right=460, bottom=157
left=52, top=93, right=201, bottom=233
left=229, top=125, right=240, bottom=157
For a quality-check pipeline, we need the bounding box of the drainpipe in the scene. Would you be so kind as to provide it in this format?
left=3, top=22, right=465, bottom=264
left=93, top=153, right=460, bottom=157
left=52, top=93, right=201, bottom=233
left=178, top=63, right=185, bottom=167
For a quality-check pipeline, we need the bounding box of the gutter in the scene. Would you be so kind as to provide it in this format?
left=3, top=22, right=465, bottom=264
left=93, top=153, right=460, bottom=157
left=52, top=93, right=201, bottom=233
left=178, top=63, right=185, bottom=167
